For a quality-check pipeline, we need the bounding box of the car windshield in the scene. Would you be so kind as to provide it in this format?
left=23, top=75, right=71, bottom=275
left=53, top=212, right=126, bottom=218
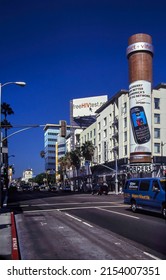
left=160, top=179, right=166, bottom=191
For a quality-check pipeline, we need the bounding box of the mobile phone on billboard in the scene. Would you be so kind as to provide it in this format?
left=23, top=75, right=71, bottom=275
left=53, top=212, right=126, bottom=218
left=130, top=106, right=150, bottom=144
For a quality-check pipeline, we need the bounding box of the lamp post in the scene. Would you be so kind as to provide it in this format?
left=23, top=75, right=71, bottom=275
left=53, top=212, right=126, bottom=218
left=114, top=150, right=118, bottom=195
left=0, top=81, right=26, bottom=208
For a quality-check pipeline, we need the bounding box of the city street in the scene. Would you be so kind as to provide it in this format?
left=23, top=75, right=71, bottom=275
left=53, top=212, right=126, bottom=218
left=8, top=191, right=166, bottom=260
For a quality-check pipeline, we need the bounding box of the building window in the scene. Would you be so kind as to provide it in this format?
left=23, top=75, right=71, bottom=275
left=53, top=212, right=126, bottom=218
left=104, top=141, right=107, bottom=161
left=99, top=143, right=101, bottom=152
left=124, top=145, right=127, bottom=156
left=90, top=131, right=92, bottom=138
left=124, top=117, right=127, bottom=128
left=154, top=143, right=160, bottom=153
left=103, top=129, right=107, bottom=138
left=94, top=128, right=96, bottom=136
left=154, top=128, right=160, bottom=139
left=104, top=117, right=107, bottom=126
left=98, top=122, right=101, bottom=130
left=154, top=98, right=160, bottom=109
left=123, top=102, right=127, bottom=114
left=154, top=114, right=160, bottom=124
left=124, top=131, right=127, bottom=142
left=98, top=133, right=101, bottom=141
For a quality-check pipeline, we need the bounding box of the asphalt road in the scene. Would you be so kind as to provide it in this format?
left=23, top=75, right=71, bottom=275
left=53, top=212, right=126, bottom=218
left=8, top=190, right=166, bottom=260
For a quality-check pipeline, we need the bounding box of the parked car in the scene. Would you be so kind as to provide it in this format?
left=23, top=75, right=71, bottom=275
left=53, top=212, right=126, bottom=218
left=62, top=185, right=71, bottom=192
left=49, top=185, right=57, bottom=192
left=92, top=183, right=108, bottom=195
left=92, top=184, right=101, bottom=195
left=40, top=185, right=49, bottom=191
left=33, top=185, right=40, bottom=191
left=21, top=184, right=32, bottom=192
left=8, top=184, right=17, bottom=192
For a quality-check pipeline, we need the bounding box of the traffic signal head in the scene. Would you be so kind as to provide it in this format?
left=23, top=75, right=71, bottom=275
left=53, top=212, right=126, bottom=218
left=3, top=167, right=7, bottom=177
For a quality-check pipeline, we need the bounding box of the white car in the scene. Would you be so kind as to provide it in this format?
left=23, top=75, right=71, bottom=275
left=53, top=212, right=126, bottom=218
left=39, top=185, right=48, bottom=191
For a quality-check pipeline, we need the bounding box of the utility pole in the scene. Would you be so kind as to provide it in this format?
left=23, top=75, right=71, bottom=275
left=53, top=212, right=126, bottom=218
left=115, top=151, right=118, bottom=194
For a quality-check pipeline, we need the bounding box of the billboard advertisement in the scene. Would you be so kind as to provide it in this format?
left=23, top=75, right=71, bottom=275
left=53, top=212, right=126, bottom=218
left=129, top=80, right=152, bottom=163
left=72, top=95, right=108, bottom=118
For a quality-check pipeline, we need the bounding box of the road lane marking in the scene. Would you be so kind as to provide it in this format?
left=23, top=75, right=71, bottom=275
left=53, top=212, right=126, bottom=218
left=19, top=201, right=124, bottom=208
left=143, top=251, right=161, bottom=260
left=65, top=213, right=93, bottom=228
left=96, top=207, right=140, bottom=219
left=40, top=222, right=47, bottom=226
left=65, top=213, right=82, bottom=222
left=82, top=221, right=93, bottom=228
left=23, top=204, right=127, bottom=213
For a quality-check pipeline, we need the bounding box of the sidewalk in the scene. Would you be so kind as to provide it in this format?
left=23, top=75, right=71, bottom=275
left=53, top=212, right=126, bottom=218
left=0, top=208, right=12, bottom=260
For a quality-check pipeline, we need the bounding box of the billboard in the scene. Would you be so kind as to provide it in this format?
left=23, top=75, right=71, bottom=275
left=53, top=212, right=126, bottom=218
left=129, top=80, right=152, bottom=163
left=72, top=95, right=108, bottom=118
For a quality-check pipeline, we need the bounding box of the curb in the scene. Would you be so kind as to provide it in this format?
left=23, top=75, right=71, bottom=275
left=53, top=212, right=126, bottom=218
left=11, top=212, right=20, bottom=260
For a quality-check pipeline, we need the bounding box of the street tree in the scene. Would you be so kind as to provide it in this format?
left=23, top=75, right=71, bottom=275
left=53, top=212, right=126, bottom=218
left=1, top=102, right=14, bottom=139
left=81, top=141, right=95, bottom=161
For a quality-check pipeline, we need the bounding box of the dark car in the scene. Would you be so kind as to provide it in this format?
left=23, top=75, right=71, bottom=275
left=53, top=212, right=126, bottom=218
left=21, top=184, right=32, bottom=192
left=49, top=185, right=57, bottom=192
left=62, top=185, right=71, bottom=192
left=33, top=185, right=40, bottom=191
left=92, top=183, right=108, bottom=195
left=92, top=184, right=101, bottom=195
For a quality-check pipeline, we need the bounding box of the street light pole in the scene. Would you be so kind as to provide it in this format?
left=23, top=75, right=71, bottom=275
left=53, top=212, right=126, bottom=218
left=115, top=151, right=118, bottom=195
left=0, top=81, right=26, bottom=208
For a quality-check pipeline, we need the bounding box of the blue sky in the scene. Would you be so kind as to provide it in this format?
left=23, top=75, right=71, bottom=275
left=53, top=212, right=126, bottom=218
left=0, top=0, right=166, bottom=178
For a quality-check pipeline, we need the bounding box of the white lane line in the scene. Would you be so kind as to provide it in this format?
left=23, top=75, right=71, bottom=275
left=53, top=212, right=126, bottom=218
left=82, top=222, right=93, bottom=228
left=24, top=209, right=59, bottom=213
left=96, top=207, right=140, bottom=219
left=65, top=213, right=93, bottom=228
left=24, top=204, right=126, bottom=213
left=58, top=205, right=126, bottom=211
left=65, top=213, right=82, bottom=222
left=19, top=201, right=123, bottom=207
left=143, top=251, right=161, bottom=260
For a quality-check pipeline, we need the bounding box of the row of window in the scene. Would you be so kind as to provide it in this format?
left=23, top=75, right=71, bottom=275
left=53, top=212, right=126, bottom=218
left=81, top=114, right=160, bottom=144
left=97, top=141, right=162, bottom=163
left=97, top=127, right=161, bottom=142
left=48, top=132, right=58, bottom=136
left=81, top=128, right=96, bottom=143
left=97, top=99, right=160, bottom=131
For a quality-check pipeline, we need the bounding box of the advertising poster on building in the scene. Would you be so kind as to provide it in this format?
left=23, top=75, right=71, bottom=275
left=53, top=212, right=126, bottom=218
left=72, top=95, right=108, bottom=118
left=129, top=80, right=152, bottom=163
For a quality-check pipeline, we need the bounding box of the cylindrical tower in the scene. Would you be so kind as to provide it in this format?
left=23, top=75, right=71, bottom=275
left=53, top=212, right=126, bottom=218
left=126, top=33, right=154, bottom=164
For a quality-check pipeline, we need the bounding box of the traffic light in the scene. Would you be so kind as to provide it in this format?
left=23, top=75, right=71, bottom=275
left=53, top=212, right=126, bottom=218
left=3, top=167, right=7, bottom=177
left=3, top=167, right=9, bottom=188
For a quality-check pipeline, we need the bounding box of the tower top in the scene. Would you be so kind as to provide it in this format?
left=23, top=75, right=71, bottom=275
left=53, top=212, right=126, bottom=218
left=126, top=33, right=153, bottom=58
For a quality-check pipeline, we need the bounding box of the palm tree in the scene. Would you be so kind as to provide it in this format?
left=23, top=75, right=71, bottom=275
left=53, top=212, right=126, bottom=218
left=1, top=103, right=14, bottom=189
left=1, top=102, right=14, bottom=139
left=81, top=141, right=95, bottom=161
left=59, top=152, right=72, bottom=184
left=81, top=141, right=95, bottom=189
left=70, top=147, right=81, bottom=176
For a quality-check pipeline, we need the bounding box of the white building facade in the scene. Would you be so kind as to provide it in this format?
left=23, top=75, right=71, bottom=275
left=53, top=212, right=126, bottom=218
left=80, top=84, right=166, bottom=177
